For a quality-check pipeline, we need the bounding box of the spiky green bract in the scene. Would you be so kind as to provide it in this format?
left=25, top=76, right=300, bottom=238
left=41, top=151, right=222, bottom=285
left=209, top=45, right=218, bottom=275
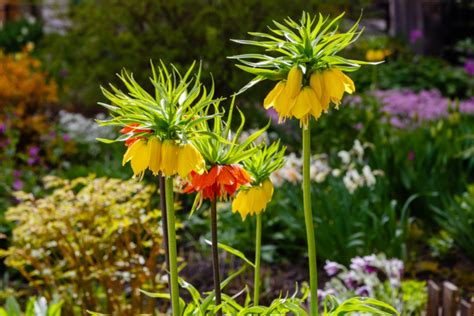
left=242, top=141, right=286, bottom=186
left=97, top=61, right=216, bottom=143
left=229, top=12, right=378, bottom=94
left=193, top=96, right=270, bottom=166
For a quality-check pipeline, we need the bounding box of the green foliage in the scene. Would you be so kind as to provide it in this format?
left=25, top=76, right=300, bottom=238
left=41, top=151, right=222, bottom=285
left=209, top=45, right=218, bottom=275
left=98, top=61, right=215, bottom=143
left=428, top=230, right=454, bottom=259
left=433, top=184, right=474, bottom=260
left=0, top=296, right=63, bottom=316
left=400, top=280, right=427, bottom=316
left=242, top=141, right=286, bottom=184
left=352, top=57, right=472, bottom=99
left=38, top=0, right=369, bottom=107
left=230, top=11, right=373, bottom=94
left=0, top=18, right=43, bottom=53
left=1, top=176, right=170, bottom=315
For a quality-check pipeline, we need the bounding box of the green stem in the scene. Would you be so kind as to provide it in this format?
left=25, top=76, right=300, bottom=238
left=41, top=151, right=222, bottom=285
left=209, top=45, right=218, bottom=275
left=303, top=124, right=318, bottom=315
left=253, top=212, right=262, bottom=306
left=165, top=178, right=180, bottom=316
left=210, top=199, right=222, bottom=316
left=159, top=174, right=170, bottom=273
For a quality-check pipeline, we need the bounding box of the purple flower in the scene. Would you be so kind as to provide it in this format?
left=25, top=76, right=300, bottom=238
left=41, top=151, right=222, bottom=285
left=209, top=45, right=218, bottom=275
left=266, top=108, right=279, bottom=124
left=27, top=157, right=39, bottom=166
left=324, top=260, right=342, bottom=276
left=409, top=29, right=423, bottom=44
left=408, top=151, right=415, bottom=161
left=49, top=131, right=57, bottom=138
left=0, top=123, right=6, bottom=134
left=62, top=134, right=71, bottom=142
left=317, top=289, right=336, bottom=303
left=29, top=146, right=40, bottom=157
left=464, top=59, right=474, bottom=76
left=343, top=271, right=357, bottom=289
left=350, top=257, right=366, bottom=271
left=355, top=286, right=370, bottom=297
left=373, top=89, right=474, bottom=129
left=13, top=179, right=23, bottom=191
left=13, top=170, right=21, bottom=178
left=353, top=123, right=363, bottom=130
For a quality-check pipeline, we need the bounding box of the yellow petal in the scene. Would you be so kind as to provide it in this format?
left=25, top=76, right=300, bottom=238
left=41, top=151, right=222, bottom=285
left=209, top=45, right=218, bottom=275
left=323, top=69, right=345, bottom=106
left=263, top=81, right=285, bottom=109
left=285, top=66, right=303, bottom=99
left=131, top=139, right=151, bottom=177
left=310, top=72, right=330, bottom=111
left=291, top=88, right=312, bottom=119
left=332, top=68, right=355, bottom=94
left=305, top=86, right=322, bottom=120
left=262, top=179, right=274, bottom=202
left=122, top=139, right=142, bottom=166
left=274, top=89, right=296, bottom=119
left=252, top=187, right=267, bottom=215
left=177, top=143, right=205, bottom=178
left=161, top=140, right=179, bottom=177
left=232, top=191, right=249, bottom=220
left=148, top=137, right=162, bottom=175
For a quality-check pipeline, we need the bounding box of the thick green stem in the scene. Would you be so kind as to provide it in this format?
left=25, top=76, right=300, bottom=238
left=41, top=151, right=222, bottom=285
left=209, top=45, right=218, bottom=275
left=303, top=124, right=318, bottom=315
left=253, top=212, right=262, bottom=306
left=165, top=178, right=180, bottom=316
left=210, top=199, right=222, bottom=316
left=159, top=174, right=170, bottom=273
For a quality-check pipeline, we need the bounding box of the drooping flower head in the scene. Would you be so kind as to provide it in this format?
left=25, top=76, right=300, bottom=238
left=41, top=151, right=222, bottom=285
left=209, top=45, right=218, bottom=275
left=97, top=61, right=215, bottom=179
left=230, top=12, right=377, bottom=128
left=232, top=141, right=286, bottom=220
left=184, top=97, right=269, bottom=207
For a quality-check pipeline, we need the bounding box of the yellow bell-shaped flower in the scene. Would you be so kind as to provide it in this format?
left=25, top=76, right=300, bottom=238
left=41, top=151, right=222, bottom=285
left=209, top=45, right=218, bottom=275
left=322, top=69, right=345, bottom=107
left=130, top=139, right=151, bottom=178
left=310, top=72, right=330, bottom=111
left=177, top=143, right=205, bottom=178
left=161, top=140, right=179, bottom=177
left=284, top=66, right=303, bottom=99
left=148, top=137, right=162, bottom=175
left=263, top=81, right=285, bottom=110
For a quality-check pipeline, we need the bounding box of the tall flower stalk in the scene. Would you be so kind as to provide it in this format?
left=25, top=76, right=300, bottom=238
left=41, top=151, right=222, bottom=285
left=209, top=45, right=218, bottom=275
left=184, top=98, right=268, bottom=313
left=97, top=61, right=215, bottom=315
left=233, top=141, right=286, bottom=305
left=231, top=12, right=376, bottom=314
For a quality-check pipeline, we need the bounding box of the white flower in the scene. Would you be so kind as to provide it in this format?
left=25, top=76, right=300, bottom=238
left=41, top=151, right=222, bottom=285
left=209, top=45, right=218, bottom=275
left=343, top=174, right=357, bottom=194
left=352, top=139, right=364, bottom=161
left=337, top=150, right=351, bottom=164
left=331, top=169, right=341, bottom=177
left=362, top=165, right=376, bottom=187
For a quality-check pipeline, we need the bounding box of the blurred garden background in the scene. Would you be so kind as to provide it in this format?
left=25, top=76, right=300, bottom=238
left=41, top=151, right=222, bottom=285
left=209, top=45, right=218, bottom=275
left=0, top=0, right=473, bottom=315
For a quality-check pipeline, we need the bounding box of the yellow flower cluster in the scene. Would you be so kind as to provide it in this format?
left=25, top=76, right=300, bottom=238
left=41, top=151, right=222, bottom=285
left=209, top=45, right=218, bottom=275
left=365, top=49, right=391, bottom=62
left=123, top=137, right=205, bottom=178
left=264, top=66, right=355, bottom=126
left=232, top=179, right=274, bottom=220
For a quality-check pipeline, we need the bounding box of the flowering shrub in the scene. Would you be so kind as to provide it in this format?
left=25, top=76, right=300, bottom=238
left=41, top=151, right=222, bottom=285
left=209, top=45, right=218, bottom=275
left=0, top=49, right=58, bottom=108
left=372, top=89, right=474, bottom=128
left=321, top=255, right=427, bottom=315
left=1, top=176, right=170, bottom=315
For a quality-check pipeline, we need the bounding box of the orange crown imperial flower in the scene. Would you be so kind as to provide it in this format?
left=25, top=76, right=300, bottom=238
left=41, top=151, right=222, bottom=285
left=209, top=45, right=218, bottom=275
left=183, top=164, right=251, bottom=201
left=120, top=123, right=153, bottom=147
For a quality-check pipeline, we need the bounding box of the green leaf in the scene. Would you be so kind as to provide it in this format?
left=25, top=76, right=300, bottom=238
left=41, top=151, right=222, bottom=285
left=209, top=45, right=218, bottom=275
left=204, top=240, right=255, bottom=268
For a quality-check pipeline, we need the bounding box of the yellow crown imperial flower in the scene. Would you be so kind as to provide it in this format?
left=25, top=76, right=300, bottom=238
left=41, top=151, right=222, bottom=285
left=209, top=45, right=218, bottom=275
left=263, top=81, right=285, bottom=110
left=232, top=179, right=274, bottom=220
left=285, top=66, right=303, bottom=99
left=177, top=143, right=205, bottom=178
left=161, top=140, right=179, bottom=177
left=148, top=137, right=162, bottom=175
